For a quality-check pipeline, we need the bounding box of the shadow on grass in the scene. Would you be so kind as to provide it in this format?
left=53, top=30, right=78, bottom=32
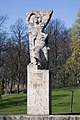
left=52, top=113, right=80, bottom=115
left=52, top=94, right=69, bottom=100
left=53, top=102, right=70, bottom=107
left=0, top=94, right=27, bottom=110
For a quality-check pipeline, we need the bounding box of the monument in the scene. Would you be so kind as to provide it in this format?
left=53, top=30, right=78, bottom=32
left=26, top=10, right=53, bottom=115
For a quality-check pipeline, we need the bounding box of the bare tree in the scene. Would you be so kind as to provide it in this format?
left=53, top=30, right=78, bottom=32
left=0, top=15, right=8, bottom=95
left=9, top=18, right=29, bottom=94
left=0, top=15, right=8, bottom=31
left=46, top=19, right=71, bottom=88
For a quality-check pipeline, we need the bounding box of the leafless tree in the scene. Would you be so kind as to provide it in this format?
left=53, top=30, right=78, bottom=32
left=9, top=18, right=29, bottom=93
left=46, top=19, right=71, bottom=88
left=0, top=15, right=8, bottom=95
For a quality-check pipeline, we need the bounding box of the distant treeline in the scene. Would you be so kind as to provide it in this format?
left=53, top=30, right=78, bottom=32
left=0, top=10, right=80, bottom=94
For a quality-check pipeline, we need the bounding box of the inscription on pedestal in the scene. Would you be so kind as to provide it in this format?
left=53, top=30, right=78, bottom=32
left=32, top=73, right=43, bottom=88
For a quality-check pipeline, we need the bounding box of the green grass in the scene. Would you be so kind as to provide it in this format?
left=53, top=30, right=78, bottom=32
left=52, top=89, right=70, bottom=114
left=0, top=94, right=27, bottom=114
left=52, top=88, right=80, bottom=114
left=0, top=87, right=80, bottom=114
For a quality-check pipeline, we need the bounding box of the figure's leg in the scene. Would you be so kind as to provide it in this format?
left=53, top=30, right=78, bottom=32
left=34, top=46, right=41, bottom=65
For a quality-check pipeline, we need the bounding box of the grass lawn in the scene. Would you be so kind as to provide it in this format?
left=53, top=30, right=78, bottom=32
left=52, top=88, right=80, bottom=114
left=0, top=94, right=27, bottom=114
left=0, top=87, right=80, bottom=114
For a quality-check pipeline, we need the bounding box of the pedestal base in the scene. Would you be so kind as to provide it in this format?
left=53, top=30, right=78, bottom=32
left=0, top=115, right=80, bottom=120
left=27, top=64, right=49, bottom=115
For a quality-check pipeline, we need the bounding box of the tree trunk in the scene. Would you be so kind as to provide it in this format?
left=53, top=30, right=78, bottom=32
left=70, top=89, right=74, bottom=113
left=0, top=94, right=2, bottom=100
left=10, top=82, right=13, bottom=94
left=17, top=83, right=19, bottom=94
left=1, top=78, right=5, bottom=94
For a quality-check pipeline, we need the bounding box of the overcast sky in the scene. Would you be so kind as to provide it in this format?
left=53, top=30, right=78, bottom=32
left=0, top=0, right=80, bottom=29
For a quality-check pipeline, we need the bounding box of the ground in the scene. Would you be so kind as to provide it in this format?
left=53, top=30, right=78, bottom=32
left=0, top=87, right=80, bottom=114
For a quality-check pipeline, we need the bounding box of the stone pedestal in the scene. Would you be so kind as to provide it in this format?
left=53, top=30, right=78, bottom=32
left=27, top=64, right=50, bottom=115
left=1, top=115, right=80, bottom=120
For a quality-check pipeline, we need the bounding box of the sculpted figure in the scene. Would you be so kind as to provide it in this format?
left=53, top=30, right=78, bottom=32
left=26, top=10, right=53, bottom=68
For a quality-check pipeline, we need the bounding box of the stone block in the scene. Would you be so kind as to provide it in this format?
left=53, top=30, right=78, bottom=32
left=27, top=64, right=49, bottom=115
left=0, top=115, right=80, bottom=120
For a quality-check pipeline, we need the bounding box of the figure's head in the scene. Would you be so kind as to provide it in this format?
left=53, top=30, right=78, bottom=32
left=26, top=12, right=42, bottom=25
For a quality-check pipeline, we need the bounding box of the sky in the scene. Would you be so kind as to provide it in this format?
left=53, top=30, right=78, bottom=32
left=0, top=0, right=80, bottom=29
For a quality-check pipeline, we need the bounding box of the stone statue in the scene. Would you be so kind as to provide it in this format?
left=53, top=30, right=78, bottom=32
left=26, top=10, right=53, bottom=68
